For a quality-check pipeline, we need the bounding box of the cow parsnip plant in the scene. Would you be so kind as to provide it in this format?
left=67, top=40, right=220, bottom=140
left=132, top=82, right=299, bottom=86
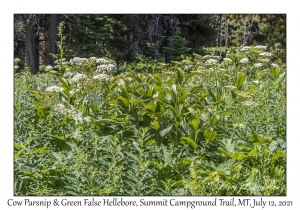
left=14, top=43, right=286, bottom=196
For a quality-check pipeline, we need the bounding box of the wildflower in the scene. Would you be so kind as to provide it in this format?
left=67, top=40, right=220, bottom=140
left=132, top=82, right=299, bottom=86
left=241, top=46, right=250, bottom=51
left=223, top=58, right=232, bottom=62
left=69, top=73, right=88, bottom=84
left=202, top=55, right=211, bottom=60
left=96, top=64, right=117, bottom=74
left=45, top=65, right=53, bottom=72
left=241, top=101, right=258, bottom=106
left=52, top=104, right=74, bottom=117
left=96, top=58, right=111, bottom=64
left=254, top=63, right=264, bottom=68
left=252, top=80, right=260, bottom=84
left=271, top=63, right=280, bottom=69
left=14, top=65, right=19, bottom=70
left=254, top=45, right=267, bottom=50
left=63, top=70, right=75, bottom=78
left=69, top=57, right=89, bottom=66
left=93, top=74, right=110, bottom=81
left=274, top=43, right=282, bottom=48
left=45, top=86, right=64, bottom=93
left=259, top=52, right=273, bottom=57
left=224, top=85, right=237, bottom=90
left=240, top=58, right=249, bottom=64
left=205, top=59, right=218, bottom=65
left=14, top=58, right=21, bottom=63
left=153, top=93, right=159, bottom=98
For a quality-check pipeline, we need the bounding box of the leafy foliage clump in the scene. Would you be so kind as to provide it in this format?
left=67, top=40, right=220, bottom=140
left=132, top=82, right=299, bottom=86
left=14, top=44, right=286, bottom=196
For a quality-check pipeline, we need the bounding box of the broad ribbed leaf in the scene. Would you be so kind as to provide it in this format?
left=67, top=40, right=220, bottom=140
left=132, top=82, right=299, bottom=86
left=204, top=128, right=217, bottom=142
left=237, top=73, right=246, bottom=90
left=180, top=136, right=198, bottom=149
left=159, top=125, right=173, bottom=140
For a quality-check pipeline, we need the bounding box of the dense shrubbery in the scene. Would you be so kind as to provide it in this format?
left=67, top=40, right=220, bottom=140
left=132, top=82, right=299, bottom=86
left=14, top=45, right=286, bottom=195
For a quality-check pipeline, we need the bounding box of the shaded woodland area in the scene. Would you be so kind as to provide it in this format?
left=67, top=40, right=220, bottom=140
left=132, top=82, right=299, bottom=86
left=14, top=14, right=286, bottom=74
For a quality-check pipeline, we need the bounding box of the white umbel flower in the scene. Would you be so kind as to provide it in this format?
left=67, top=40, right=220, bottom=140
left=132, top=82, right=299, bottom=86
left=69, top=74, right=88, bottom=84
left=241, top=46, right=250, bottom=51
left=240, top=58, right=249, bottom=64
left=254, top=45, right=267, bottom=50
left=254, top=63, right=264, bottom=68
left=271, top=63, right=280, bottom=69
left=52, top=104, right=74, bottom=117
left=242, top=101, right=258, bottom=106
left=259, top=52, right=273, bottom=57
left=93, top=74, right=110, bottom=81
left=205, top=59, right=218, bottom=65
left=45, top=86, right=64, bottom=93
left=45, top=65, right=53, bottom=72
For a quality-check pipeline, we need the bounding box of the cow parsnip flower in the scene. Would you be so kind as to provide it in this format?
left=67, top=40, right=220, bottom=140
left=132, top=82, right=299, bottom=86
left=69, top=74, right=88, bottom=84
left=45, top=86, right=64, bottom=93
left=93, top=74, right=110, bottom=81
left=240, top=58, right=249, bottom=64
left=45, top=65, right=53, bottom=72
left=205, top=59, right=218, bottom=65
left=271, top=63, right=280, bottom=69
left=259, top=52, right=273, bottom=57
left=52, top=104, right=74, bottom=117
left=254, top=63, right=264, bottom=68
left=254, top=45, right=267, bottom=50
left=242, top=101, right=258, bottom=106
left=241, top=46, right=250, bottom=51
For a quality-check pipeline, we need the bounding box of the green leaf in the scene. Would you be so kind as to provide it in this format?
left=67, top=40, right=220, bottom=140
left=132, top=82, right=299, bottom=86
left=14, top=143, right=22, bottom=151
left=159, top=124, right=173, bottom=140
left=180, top=136, right=198, bottom=149
left=209, top=115, right=219, bottom=127
left=118, top=96, right=129, bottom=109
left=57, top=76, right=69, bottom=89
left=49, top=134, right=65, bottom=141
left=152, top=120, right=160, bottom=130
left=204, top=128, right=217, bottom=142
left=236, top=73, right=246, bottom=90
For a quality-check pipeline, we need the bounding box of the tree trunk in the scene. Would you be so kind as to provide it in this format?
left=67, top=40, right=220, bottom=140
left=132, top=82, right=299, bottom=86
left=47, top=14, right=59, bottom=66
left=218, top=14, right=223, bottom=47
left=164, top=16, right=175, bottom=63
left=39, top=14, right=48, bottom=65
left=225, top=21, right=229, bottom=47
left=25, top=17, right=39, bottom=74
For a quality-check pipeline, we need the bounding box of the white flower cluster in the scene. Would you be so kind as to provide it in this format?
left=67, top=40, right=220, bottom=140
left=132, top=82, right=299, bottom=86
left=271, top=63, right=280, bottom=69
left=14, top=58, right=21, bottom=63
left=63, top=70, right=76, bottom=78
left=96, top=58, right=111, bottom=64
left=240, top=58, right=249, bottom=64
left=254, top=45, right=267, bottom=50
left=69, top=57, right=89, bottom=66
left=254, top=63, right=264, bottom=68
left=223, top=58, right=232, bottom=62
left=45, top=86, right=64, bottom=93
left=93, top=74, right=110, bottom=81
left=52, top=104, right=74, bottom=117
left=241, top=46, right=250, bottom=51
left=252, top=80, right=260, bottom=84
left=241, top=101, right=258, bottom=106
left=69, top=73, right=88, bottom=84
left=205, top=59, right=218, bottom=65
left=96, top=64, right=117, bottom=74
left=14, top=66, right=19, bottom=70
left=45, top=65, right=53, bottom=72
left=274, top=43, right=282, bottom=48
left=259, top=52, right=273, bottom=57
left=202, top=55, right=211, bottom=59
